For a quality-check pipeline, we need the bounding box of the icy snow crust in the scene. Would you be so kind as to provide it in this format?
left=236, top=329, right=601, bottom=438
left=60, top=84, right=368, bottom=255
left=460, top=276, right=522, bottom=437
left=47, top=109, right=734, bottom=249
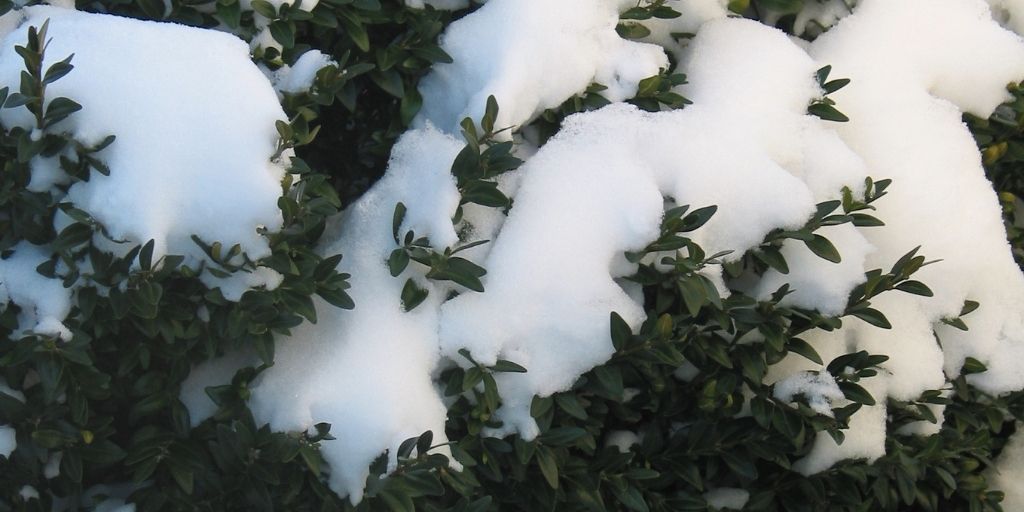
left=0, top=7, right=288, bottom=302
left=151, top=0, right=1022, bottom=502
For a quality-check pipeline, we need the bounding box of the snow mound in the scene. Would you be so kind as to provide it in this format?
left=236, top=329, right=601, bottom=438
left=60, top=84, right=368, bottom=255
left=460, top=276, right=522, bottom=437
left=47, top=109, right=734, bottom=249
left=438, top=18, right=874, bottom=439
left=0, top=7, right=288, bottom=301
left=176, top=0, right=1024, bottom=501
left=414, top=0, right=669, bottom=134
left=244, top=126, right=463, bottom=502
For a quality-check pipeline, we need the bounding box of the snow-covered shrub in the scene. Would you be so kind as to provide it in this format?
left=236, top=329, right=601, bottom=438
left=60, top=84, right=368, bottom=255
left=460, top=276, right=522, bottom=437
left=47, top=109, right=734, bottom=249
left=3, top=0, right=1024, bottom=511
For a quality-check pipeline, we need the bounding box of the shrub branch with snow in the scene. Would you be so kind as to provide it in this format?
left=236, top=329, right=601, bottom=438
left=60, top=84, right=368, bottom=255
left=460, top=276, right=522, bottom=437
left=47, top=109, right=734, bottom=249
left=3, top=0, right=1024, bottom=510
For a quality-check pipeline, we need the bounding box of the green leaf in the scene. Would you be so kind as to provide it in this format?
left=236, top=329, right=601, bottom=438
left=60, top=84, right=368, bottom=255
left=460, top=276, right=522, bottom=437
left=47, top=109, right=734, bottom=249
left=536, top=446, right=559, bottom=489
left=722, top=451, right=759, bottom=480
left=850, top=213, right=885, bottom=227
left=461, top=180, right=509, bottom=208
left=216, top=1, right=242, bottom=28
left=763, top=0, right=805, bottom=12
left=531, top=396, right=553, bottom=418
left=679, top=277, right=706, bottom=317
left=680, top=205, right=717, bottom=232
left=788, top=338, right=824, bottom=365
left=851, top=307, right=891, bottom=329
left=610, top=312, right=632, bottom=351
left=491, top=359, right=527, bottom=373
left=636, top=75, right=660, bottom=97
left=620, top=7, right=653, bottom=20
left=727, top=0, right=750, bottom=13
left=268, top=20, right=295, bottom=48
left=961, top=300, right=980, bottom=316
left=371, top=69, right=404, bottom=98
left=251, top=0, right=277, bottom=17
left=756, top=248, right=789, bottom=274
left=961, top=357, right=988, bottom=375
left=895, top=280, right=933, bottom=297
left=808, top=101, right=850, bottom=122
left=411, top=45, right=453, bottom=64
left=139, top=239, right=155, bottom=271
left=43, top=54, right=74, bottom=85
left=400, top=278, right=429, bottom=312
left=389, top=249, right=410, bottom=277
left=610, top=484, right=649, bottom=512
left=44, top=97, right=82, bottom=127
left=400, top=88, right=422, bottom=126
left=167, top=460, right=194, bottom=495
left=593, top=364, right=624, bottom=399
left=804, top=234, right=841, bottom=263
left=616, top=22, right=651, bottom=40
left=823, top=78, right=851, bottom=94
left=482, top=95, right=499, bottom=134
left=299, top=445, right=321, bottom=476
left=839, top=381, right=876, bottom=406
left=815, top=65, right=832, bottom=86
left=538, top=427, right=586, bottom=447
left=136, top=0, right=166, bottom=18
left=392, top=202, right=407, bottom=243
left=318, top=287, right=355, bottom=310
left=31, top=429, right=67, bottom=449
left=555, top=393, right=587, bottom=420
left=462, top=366, right=484, bottom=392
left=80, top=439, right=126, bottom=465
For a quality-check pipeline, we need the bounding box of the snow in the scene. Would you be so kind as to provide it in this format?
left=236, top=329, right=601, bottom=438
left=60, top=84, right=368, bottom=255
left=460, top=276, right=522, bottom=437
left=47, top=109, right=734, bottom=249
left=703, top=487, right=750, bottom=510
left=989, top=426, right=1024, bottom=510
left=0, top=7, right=288, bottom=301
left=272, top=50, right=335, bottom=94
left=987, top=0, right=1024, bottom=33
left=170, top=0, right=1024, bottom=499
left=761, top=0, right=854, bottom=37
left=772, top=371, right=844, bottom=417
left=0, top=425, right=15, bottom=458
left=0, top=0, right=1019, bottom=504
left=19, top=485, right=38, bottom=501
left=240, top=126, right=464, bottom=502
left=752, top=224, right=873, bottom=316
left=44, top=451, right=63, bottom=479
left=0, top=242, right=73, bottom=340
left=404, top=0, right=468, bottom=9
left=438, top=17, right=874, bottom=439
left=414, top=0, right=669, bottom=134
left=605, top=430, right=641, bottom=453
left=776, top=0, right=1024, bottom=473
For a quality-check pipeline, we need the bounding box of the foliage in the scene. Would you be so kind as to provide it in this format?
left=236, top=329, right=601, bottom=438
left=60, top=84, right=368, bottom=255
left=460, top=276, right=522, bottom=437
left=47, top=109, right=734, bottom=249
left=2, top=2, right=1024, bottom=512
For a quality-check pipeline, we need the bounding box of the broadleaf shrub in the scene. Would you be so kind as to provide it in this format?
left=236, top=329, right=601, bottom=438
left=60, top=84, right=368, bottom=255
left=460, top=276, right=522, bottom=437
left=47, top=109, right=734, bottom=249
left=3, top=1, right=1024, bottom=511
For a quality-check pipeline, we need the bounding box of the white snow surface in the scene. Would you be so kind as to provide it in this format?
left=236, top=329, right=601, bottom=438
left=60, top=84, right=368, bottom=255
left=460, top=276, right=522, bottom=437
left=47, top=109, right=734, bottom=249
left=989, top=426, right=1024, bottom=510
left=988, top=0, right=1024, bottom=33
left=0, top=426, right=15, bottom=458
left=414, top=0, right=669, bottom=134
left=0, top=7, right=288, bottom=301
left=605, top=430, right=641, bottom=453
left=151, top=0, right=1024, bottom=502
left=773, top=371, right=844, bottom=417
left=704, top=487, right=750, bottom=511
left=244, top=126, right=463, bottom=502
left=273, top=50, right=335, bottom=94
left=0, top=242, right=73, bottom=340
